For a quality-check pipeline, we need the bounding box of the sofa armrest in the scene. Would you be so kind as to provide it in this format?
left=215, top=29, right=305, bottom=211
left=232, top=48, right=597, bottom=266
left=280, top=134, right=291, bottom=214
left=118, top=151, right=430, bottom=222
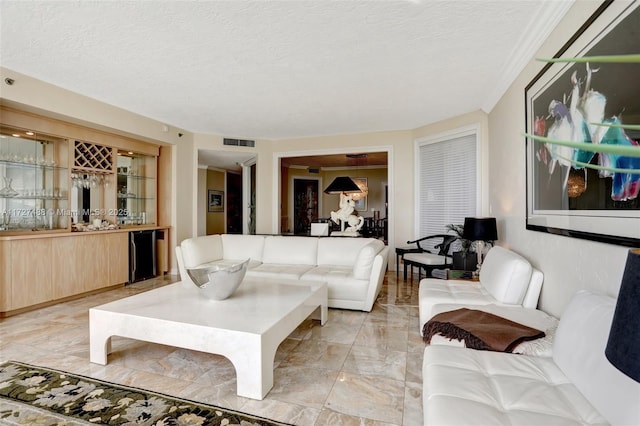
left=352, top=239, right=385, bottom=279
left=361, top=246, right=388, bottom=312
left=522, top=268, right=543, bottom=308
left=479, top=246, right=532, bottom=305
left=175, top=246, right=193, bottom=288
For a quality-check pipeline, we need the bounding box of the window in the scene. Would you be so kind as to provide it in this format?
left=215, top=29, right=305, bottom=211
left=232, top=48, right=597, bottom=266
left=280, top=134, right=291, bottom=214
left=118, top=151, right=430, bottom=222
left=416, top=131, right=477, bottom=248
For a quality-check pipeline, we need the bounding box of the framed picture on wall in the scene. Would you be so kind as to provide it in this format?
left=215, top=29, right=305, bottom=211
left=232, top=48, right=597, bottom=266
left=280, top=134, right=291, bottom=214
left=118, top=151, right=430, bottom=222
left=208, top=190, right=224, bottom=212
left=352, top=178, right=368, bottom=212
left=524, top=1, right=640, bottom=247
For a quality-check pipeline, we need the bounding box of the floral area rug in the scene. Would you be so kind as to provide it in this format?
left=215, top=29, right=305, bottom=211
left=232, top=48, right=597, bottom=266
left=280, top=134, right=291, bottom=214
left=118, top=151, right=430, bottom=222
left=0, top=361, right=292, bottom=425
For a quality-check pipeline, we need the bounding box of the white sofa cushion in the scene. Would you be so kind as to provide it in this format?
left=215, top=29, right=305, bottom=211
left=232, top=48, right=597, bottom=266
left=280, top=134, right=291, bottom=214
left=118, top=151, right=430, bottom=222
left=403, top=252, right=450, bottom=266
left=262, top=235, right=318, bottom=265
left=423, top=345, right=608, bottom=425
left=419, top=279, right=494, bottom=334
left=316, top=237, right=379, bottom=266
left=479, top=246, right=532, bottom=305
left=302, top=266, right=370, bottom=301
left=553, top=290, right=640, bottom=426
left=352, top=239, right=385, bottom=279
left=247, top=264, right=314, bottom=280
left=221, top=234, right=265, bottom=263
left=180, top=234, right=223, bottom=268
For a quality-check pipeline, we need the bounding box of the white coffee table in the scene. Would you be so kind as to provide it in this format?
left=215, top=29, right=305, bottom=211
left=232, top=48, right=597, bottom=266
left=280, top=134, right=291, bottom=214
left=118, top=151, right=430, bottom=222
left=89, top=277, right=327, bottom=400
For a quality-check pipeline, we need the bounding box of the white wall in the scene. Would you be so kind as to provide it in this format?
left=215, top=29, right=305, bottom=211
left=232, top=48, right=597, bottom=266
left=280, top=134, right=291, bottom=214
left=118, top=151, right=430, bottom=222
left=487, top=1, right=630, bottom=317
left=197, top=167, right=207, bottom=236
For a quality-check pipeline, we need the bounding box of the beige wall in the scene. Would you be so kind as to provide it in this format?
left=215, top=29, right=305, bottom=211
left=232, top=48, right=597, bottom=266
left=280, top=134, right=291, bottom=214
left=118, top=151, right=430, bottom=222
left=197, top=168, right=207, bottom=236
left=487, top=1, right=628, bottom=317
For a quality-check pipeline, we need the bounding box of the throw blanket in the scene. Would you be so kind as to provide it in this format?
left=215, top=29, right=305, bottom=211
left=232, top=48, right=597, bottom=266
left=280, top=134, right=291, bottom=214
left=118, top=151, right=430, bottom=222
left=423, top=308, right=546, bottom=352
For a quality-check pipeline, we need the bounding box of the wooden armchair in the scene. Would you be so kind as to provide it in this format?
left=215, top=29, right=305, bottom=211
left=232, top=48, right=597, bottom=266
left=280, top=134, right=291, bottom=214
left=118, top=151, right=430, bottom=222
left=402, top=234, right=457, bottom=282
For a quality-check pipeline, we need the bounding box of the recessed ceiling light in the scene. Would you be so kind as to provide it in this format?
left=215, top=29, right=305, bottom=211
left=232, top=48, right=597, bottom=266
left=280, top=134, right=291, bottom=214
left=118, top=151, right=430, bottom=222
left=25, top=131, right=34, bottom=136
left=12, top=134, right=20, bottom=137
left=128, top=151, right=134, bottom=155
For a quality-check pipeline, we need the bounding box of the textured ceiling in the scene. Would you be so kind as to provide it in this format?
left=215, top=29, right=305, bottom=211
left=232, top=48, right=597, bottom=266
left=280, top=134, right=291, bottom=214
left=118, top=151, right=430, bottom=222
left=0, top=1, right=573, bottom=140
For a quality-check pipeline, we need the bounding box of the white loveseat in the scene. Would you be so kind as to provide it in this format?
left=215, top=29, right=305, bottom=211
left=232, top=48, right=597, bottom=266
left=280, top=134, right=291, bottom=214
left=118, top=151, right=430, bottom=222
left=422, top=290, right=640, bottom=425
left=176, top=234, right=389, bottom=312
left=419, top=246, right=543, bottom=335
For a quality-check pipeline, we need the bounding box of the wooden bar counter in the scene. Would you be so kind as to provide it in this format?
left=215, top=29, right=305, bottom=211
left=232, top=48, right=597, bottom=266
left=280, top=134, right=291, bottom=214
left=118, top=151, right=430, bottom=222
left=0, top=226, right=168, bottom=317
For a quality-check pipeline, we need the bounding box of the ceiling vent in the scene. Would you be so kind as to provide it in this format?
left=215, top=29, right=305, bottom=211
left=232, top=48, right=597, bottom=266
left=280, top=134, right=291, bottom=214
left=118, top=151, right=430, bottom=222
left=224, top=138, right=255, bottom=147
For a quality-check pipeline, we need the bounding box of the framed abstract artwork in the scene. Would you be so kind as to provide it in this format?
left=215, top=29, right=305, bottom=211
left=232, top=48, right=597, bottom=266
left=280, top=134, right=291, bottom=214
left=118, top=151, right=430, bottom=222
left=208, top=190, right=224, bottom=212
left=525, top=1, right=640, bottom=247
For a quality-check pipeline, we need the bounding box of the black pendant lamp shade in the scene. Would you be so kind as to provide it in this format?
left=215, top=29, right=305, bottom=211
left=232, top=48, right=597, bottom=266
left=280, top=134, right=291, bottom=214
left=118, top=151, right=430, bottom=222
left=605, top=248, right=640, bottom=382
left=324, top=176, right=362, bottom=194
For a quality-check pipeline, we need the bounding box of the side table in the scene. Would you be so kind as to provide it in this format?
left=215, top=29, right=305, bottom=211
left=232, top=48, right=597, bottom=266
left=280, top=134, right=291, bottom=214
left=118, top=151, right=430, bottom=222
left=445, top=269, right=479, bottom=281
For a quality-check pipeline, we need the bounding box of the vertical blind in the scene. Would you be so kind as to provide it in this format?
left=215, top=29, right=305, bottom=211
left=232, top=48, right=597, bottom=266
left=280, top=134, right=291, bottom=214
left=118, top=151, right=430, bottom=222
left=418, top=133, right=477, bottom=248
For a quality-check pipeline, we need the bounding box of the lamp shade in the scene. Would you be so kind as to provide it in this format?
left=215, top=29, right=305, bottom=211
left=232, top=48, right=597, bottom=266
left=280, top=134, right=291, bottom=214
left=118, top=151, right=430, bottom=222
left=324, top=176, right=362, bottom=194
left=605, top=248, right=640, bottom=382
left=462, top=217, right=498, bottom=241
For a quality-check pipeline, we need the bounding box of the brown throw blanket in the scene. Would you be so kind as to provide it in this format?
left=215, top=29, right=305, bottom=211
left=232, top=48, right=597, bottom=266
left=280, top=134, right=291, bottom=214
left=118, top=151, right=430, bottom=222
left=423, top=308, right=546, bottom=352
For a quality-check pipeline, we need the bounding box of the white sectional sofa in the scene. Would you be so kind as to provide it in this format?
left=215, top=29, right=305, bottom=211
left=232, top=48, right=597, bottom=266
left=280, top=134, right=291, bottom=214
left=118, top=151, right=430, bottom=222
left=176, top=234, right=389, bottom=312
left=422, top=290, right=640, bottom=425
left=419, top=246, right=543, bottom=335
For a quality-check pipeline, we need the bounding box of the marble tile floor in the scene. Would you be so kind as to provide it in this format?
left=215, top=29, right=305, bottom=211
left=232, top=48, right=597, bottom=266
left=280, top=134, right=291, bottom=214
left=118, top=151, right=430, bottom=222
left=0, top=271, right=426, bottom=425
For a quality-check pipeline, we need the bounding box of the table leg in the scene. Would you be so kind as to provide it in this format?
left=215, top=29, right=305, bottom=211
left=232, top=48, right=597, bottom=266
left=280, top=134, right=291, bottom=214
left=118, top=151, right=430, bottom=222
left=89, top=317, right=111, bottom=365
left=233, top=339, right=277, bottom=400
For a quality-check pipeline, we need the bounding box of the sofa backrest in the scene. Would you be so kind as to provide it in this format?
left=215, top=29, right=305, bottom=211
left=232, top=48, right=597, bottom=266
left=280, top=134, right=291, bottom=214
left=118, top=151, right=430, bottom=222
left=262, top=235, right=318, bottom=265
left=221, top=234, right=265, bottom=262
left=479, top=246, right=533, bottom=305
left=317, top=237, right=380, bottom=267
left=553, top=290, right=640, bottom=425
left=352, top=239, right=385, bottom=280
left=180, top=234, right=223, bottom=268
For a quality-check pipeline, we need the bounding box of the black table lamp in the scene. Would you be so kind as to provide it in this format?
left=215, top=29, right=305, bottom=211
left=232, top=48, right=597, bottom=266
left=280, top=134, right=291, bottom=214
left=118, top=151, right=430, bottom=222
left=605, top=248, right=640, bottom=382
left=462, top=217, right=498, bottom=273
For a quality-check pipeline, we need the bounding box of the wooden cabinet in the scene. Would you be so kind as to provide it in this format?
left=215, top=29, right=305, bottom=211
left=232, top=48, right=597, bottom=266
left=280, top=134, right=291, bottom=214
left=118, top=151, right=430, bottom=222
left=0, top=228, right=167, bottom=316
left=0, top=238, right=53, bottom=311
left=107, top=232, right=129, bottom=285
left=52, top=234, right=111, bottom=298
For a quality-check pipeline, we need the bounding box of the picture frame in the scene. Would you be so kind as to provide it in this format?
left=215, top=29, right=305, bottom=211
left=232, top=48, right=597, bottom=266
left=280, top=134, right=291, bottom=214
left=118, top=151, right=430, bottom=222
left=352, top=178, right=368, bottom=211
left=524, top=1, right=640, bottom=247
left=208, top=189, right=224, bottom=212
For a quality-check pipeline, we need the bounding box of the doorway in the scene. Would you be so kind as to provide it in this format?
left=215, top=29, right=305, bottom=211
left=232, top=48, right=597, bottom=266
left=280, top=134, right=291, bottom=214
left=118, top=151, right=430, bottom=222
left=226, top=171, right=242, bottom=234
left=293, top=178, right=319, bottom=235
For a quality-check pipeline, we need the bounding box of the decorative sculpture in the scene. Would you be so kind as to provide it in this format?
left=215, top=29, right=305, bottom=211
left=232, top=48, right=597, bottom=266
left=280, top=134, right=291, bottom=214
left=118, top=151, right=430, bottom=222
left=330, top=193, right=364, bottom=236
